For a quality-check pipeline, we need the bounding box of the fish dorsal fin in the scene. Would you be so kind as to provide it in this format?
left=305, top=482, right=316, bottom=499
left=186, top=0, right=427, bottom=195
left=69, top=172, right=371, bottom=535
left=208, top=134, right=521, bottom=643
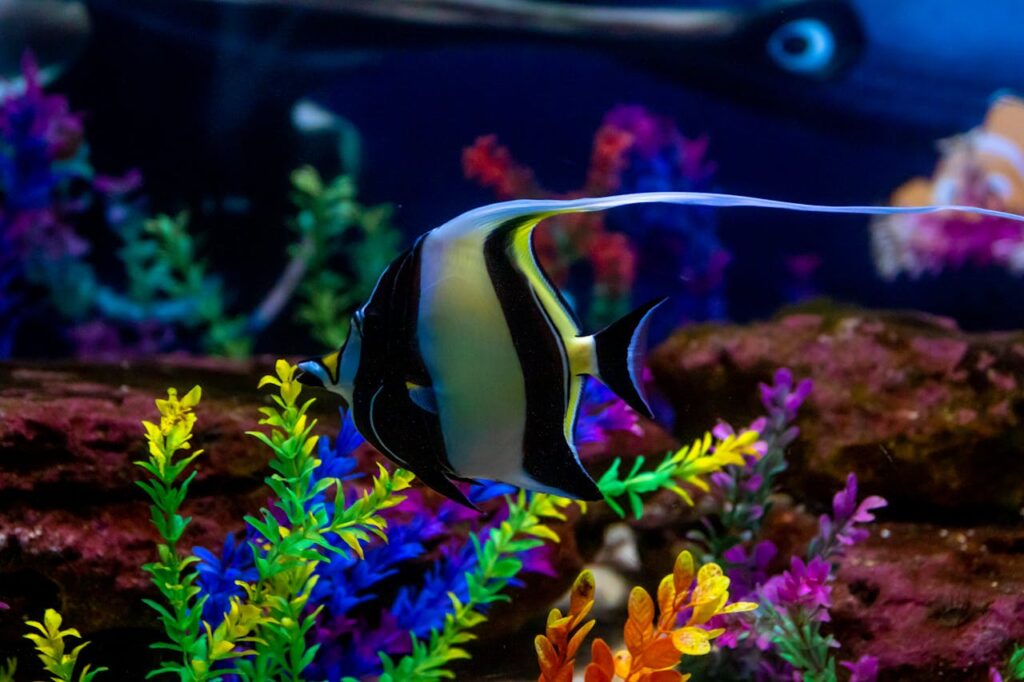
left=587, top=297, right=667, bottom=420
left=406, top=381, right=439, bottom=414
left=432, top=192, right=1024, bottom=246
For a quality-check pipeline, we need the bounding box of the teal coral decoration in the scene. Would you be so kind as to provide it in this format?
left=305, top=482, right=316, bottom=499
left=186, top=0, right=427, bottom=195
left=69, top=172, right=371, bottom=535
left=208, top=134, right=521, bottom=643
left=0, top=55, right=402, bottom=358
left=286, top=167, right=402, bottom=348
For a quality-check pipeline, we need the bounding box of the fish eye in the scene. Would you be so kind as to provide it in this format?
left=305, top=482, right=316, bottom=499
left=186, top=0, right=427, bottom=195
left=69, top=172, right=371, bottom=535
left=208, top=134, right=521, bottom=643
left=766, top=18, right=836, bottom=76
left=986, top=173, right=1013, bottom=200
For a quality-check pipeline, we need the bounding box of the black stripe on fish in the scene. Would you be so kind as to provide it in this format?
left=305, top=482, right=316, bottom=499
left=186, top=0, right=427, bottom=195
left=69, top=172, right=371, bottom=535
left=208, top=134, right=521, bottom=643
left=483, top=219, right=602, bottom=501
left=527, top=227, right=581, bottom=329
left=351, top=237, right=474, bottom=507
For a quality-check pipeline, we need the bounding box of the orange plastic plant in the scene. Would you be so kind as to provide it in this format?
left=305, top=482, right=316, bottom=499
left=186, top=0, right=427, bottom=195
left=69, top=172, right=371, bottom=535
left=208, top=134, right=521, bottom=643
left=536, top=571, right=598, bottom=682
left=537, top=550, right=757, bottom=682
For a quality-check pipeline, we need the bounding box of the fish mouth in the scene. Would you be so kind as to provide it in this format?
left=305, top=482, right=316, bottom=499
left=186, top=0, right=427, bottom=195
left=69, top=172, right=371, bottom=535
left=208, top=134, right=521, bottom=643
left=295, top=360, right=323, bottom=386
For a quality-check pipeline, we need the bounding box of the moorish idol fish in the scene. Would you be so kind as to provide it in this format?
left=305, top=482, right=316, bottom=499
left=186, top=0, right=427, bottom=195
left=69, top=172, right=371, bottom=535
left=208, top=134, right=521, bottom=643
left=297, top=192, right=1024, bottom=508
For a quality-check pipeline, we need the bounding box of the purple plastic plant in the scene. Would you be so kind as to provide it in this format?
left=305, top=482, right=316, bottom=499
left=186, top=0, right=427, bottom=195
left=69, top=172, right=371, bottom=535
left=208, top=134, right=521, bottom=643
left=0, top=53, right=190, bottom=357
left=756, top=472, right=886, bottom=682
left=761, top=556, right=833, bottom=622
left=0, top=52, right=93, bottom=354
left=691, top=369, right=885, bottom=682
left=691, top=368, right=810, bottom=560
left=808, top=473, right=887, bottom=561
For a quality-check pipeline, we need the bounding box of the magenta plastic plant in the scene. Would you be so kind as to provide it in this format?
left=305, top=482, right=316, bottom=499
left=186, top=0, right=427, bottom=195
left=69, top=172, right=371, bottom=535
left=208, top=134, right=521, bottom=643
left=686, top=369, right=886, bottom=682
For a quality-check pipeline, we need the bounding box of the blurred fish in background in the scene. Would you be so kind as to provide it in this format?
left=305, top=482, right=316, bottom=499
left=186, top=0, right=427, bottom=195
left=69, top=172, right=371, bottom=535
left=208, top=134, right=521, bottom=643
left=86, top=0, right=1023, bottom=136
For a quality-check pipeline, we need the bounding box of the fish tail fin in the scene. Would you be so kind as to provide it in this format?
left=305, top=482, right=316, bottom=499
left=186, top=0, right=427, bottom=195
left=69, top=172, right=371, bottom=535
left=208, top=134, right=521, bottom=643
left=590, top=297, right=667, bottom=420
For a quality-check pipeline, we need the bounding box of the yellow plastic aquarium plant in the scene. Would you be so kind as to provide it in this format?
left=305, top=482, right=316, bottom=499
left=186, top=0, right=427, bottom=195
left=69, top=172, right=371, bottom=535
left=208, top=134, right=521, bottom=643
left=135, top=385, right=265, bottom=679
left=21, top=609, right=107, bottom=682
left=597, top=430, right=764, bottom=519
left=536, top=550, right=757, bottom=682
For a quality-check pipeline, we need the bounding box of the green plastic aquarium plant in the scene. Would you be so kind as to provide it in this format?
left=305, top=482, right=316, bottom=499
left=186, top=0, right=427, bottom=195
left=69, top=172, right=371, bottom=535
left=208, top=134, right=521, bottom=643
left=135, top=385, right=266, bottom=679
left=597, top=429, right=763, bottom=520
left=287, top=167, right=402, bottom=348
left=109, top=168, right=403, bottom=358
left=993, top=645, right=1024, bottom=681
left=134, top=362, right=412, bottom=680
left=238, top=360, right=412, bottom=680
left=372, top=491, right=577, bottom=681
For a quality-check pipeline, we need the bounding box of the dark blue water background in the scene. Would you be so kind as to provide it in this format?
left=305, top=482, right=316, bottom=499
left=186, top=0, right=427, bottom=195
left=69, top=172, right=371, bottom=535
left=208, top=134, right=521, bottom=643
left=52, top=3, right=1024, bottom=353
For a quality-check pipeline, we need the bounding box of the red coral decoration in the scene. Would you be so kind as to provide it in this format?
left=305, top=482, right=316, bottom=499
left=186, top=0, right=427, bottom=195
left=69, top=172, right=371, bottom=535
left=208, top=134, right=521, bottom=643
left=463, top=106, right=718, bottom=327
left=462, top=116, right=638, bottom=301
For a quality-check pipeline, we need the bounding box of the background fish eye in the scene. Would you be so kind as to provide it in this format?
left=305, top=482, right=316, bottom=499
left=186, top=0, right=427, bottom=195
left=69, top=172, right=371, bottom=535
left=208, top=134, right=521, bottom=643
left=766, top=18, right=836, bottom=75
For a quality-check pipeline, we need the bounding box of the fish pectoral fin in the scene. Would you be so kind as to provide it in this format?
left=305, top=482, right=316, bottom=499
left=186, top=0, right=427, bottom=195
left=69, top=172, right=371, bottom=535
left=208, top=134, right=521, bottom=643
left=405, top=381, right=439, bottom=414
left=589, top=297, right=667, bottom=420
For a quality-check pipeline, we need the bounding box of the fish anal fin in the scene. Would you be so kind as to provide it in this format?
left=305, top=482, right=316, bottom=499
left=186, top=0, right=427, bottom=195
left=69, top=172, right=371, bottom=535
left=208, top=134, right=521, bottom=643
left=405, top=381, right=439, bottom=414
left=522, top=436, right=603, bottom=501
left=412, top=468, right=479, bottom=511
left=589, top=297, right=667, bottom=420
left=521, top=456, right=603, bottom=501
